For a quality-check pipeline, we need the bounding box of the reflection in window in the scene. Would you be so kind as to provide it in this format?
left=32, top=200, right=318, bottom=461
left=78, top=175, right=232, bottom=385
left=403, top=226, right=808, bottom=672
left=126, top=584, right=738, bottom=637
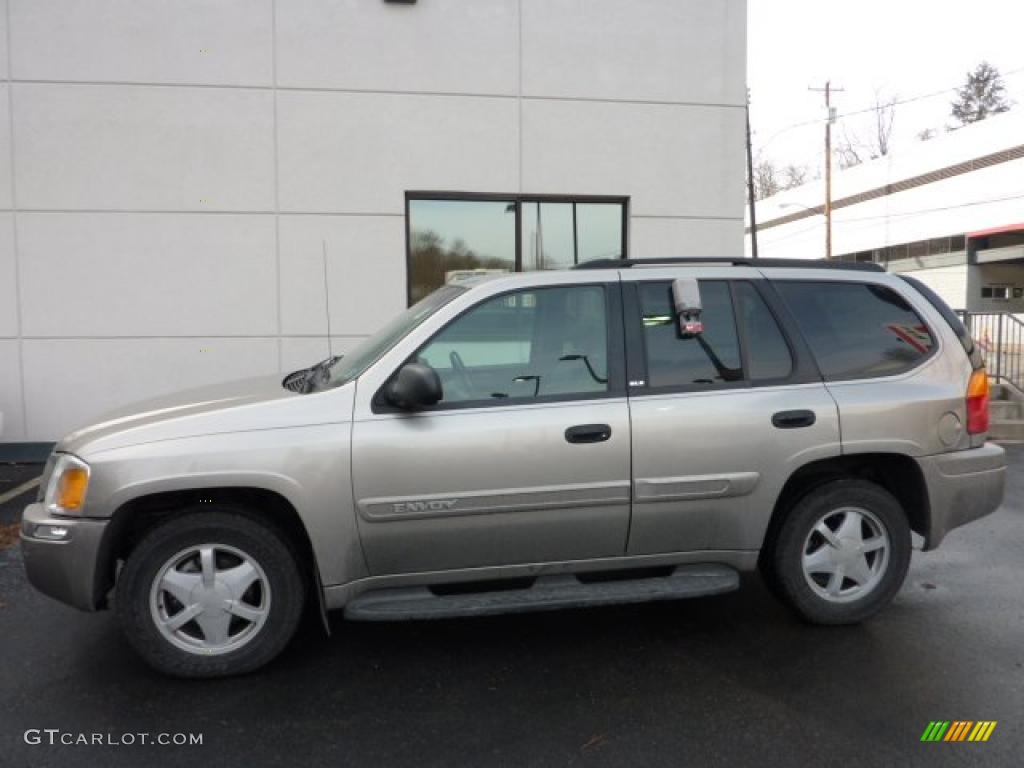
left=733, top=282, right=793, bottom=380
left=407, top=196, right=626, bottom=303
left=774, top=281, right=935, bottom=380
left=521, top=201, right=624, bottom=271
left=522, top=202, right=574, bottom=271
left=408, top=199, right=516, bottom=304
left=577, top=203, right=625, bottom=262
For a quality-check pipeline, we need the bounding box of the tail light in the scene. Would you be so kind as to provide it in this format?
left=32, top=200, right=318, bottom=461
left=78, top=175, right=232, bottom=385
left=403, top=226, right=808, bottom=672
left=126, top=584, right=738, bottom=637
left=966, top=369, right=990, bottom=435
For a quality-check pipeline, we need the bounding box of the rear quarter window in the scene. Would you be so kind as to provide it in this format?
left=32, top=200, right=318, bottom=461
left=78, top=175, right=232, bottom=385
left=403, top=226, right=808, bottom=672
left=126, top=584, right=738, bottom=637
left=773, top=280, right=935, bottom=381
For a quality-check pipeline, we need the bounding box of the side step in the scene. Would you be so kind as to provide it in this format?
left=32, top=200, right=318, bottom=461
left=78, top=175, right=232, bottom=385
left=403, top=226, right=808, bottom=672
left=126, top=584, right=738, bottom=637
left=344, top=564, right=739, bottom=621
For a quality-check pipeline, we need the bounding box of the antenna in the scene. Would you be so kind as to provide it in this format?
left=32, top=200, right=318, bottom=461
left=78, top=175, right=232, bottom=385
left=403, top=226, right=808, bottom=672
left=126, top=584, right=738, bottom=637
left=321, top=240, right=334, bottom=358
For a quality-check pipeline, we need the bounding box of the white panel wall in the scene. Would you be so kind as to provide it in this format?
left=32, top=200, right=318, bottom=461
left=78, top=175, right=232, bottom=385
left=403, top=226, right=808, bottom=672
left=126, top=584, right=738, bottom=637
left=1, top=0, right=746, bottom=442
left=521, top=0, right=745, bottom=105
left=0, top=214, right=16, bottom=338
left=0, top=0, right=7, bottom=81
left=17, top=213, right=277, bottom=337
left=279, top=215, right=407, bottom=338
left=275, top=0, right=517, bottom=94
left=523, top=100, right=744, bottom=218
left=21, top=339, right=279, bottom=441
left=0, top=85, right=10, bottom=211
left=277, top=92, right=518, bottom=214
left=631, top=218, right=745, bottom=260
left=13, top=84, right=276, bottom=211
left=0, top=340, right=24, bottom=440
left=9, top=0, right=273, bottom=86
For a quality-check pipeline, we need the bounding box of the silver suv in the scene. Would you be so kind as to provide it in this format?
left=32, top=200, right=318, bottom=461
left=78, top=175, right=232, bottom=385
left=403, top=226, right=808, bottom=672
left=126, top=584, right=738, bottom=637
left=21, top=258, right=1006, bottom=677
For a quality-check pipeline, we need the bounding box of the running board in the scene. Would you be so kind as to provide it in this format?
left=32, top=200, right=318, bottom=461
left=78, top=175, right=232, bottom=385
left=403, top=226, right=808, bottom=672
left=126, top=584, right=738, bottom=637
left=344, top=564, right=739, bottom=621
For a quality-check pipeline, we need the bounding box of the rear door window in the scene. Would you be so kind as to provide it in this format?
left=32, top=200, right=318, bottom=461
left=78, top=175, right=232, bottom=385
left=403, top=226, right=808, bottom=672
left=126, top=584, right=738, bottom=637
left=638, top=281, right=743, bottom=388
left=773, top=281, right=935, bottom=380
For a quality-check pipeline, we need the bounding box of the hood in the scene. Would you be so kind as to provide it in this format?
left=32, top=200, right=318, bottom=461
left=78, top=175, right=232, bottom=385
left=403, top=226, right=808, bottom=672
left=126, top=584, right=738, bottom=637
left=59, top=374, right=350, bottom=457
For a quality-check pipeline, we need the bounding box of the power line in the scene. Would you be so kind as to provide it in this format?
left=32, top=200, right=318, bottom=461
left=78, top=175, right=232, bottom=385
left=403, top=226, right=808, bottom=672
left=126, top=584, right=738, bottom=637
left=840, top=190, right=1024, bottom=222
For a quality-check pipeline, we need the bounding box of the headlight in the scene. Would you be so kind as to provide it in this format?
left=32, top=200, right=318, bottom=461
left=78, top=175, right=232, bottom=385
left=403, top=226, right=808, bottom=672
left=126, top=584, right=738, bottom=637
left=42, top=454, right=91, bottom=515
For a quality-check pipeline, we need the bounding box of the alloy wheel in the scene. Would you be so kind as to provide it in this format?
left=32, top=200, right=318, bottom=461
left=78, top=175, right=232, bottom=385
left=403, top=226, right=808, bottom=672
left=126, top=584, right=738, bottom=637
left=801, top=506, right=891, bottom=604
left=149, top=543, right=271, bottom=655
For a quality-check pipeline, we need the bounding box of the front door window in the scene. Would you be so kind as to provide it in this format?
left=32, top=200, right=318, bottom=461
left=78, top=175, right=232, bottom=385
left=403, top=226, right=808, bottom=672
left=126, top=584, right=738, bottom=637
left=415, top=285, right=610, bottom=405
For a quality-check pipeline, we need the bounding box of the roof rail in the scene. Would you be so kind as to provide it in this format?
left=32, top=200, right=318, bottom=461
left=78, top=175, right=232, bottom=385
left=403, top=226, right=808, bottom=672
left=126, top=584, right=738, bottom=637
left=573, top=257, right=885, bottom=273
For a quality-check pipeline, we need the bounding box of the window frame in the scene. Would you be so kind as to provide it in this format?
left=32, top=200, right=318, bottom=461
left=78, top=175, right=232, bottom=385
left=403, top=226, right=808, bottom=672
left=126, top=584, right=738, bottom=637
left=372, top=281, right=627, bottom=414
left=404, top=191, right=630, bottom=307
left=771, top=278, right=941, bottom=384
left=623, top=278, right=819, bottom=397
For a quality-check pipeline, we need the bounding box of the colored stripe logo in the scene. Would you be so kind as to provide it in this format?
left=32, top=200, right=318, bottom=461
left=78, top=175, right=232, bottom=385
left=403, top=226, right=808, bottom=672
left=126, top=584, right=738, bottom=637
left=921, top=721, right=997, bottom=742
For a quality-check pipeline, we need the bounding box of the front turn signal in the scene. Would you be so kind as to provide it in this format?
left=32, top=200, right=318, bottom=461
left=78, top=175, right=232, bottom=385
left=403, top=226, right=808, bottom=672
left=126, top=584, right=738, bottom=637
left=55, top=467, right=89, bottom=511
left=44, top=454, right=91, bottom=514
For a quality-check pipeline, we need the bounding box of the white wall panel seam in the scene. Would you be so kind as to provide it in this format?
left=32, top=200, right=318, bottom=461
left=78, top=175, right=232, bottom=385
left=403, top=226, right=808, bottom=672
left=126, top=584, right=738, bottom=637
left=6, top=0, right=26, bottom=437
left=7, top=77, right=745, bottom=109
left=272, top=0, right=282, bottom=372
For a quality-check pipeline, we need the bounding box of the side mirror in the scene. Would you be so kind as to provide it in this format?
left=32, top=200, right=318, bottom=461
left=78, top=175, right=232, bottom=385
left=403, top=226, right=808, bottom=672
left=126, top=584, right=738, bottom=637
left=386, top=362, right=442, bottom=410
left=671, top=278, right=703, bottom=338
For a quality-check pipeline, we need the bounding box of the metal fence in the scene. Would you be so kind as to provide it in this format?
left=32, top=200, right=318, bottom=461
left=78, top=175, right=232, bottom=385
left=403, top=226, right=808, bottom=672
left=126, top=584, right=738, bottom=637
left=956, top=311, right=1024, bottom=393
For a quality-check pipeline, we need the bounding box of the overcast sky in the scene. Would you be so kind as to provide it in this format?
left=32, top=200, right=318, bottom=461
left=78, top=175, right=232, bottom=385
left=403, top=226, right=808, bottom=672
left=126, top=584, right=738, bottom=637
left=747, top=0, right=1024, bottom=175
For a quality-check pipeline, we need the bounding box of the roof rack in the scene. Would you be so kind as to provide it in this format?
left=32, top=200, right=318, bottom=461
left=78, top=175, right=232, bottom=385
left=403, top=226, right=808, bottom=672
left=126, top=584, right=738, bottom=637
left=573, top=257, right=885, bottom=273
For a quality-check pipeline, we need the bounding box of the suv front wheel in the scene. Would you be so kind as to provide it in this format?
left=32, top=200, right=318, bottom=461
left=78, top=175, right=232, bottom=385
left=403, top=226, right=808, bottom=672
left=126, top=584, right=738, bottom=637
left=115, top=509, right=306, bottom=678
left=770, top=479, right=911, bottom=624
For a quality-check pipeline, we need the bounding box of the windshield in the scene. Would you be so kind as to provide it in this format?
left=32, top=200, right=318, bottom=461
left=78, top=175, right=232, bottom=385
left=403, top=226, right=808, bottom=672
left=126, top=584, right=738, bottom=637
left=320, top=284, right=466, bottom=390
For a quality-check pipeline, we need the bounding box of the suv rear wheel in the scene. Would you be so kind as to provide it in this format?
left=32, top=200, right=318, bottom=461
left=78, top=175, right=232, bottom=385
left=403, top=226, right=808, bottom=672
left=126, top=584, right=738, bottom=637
left=770, top=479, right=911, bottom=624
left=115, top=509, right=306, bottom=678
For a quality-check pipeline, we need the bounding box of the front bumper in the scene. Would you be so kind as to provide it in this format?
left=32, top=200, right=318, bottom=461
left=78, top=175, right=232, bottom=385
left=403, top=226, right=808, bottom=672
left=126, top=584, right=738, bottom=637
left=20, top=503, right=110, bottom=611
left=918, top=443, right=1006, bottom=550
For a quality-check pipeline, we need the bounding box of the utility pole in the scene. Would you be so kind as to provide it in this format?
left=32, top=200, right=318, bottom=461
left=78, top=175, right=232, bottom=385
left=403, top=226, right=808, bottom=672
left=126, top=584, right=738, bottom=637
left=809, top=81, right=843, bottom=260
left=745, top=89, right=759, bottom=259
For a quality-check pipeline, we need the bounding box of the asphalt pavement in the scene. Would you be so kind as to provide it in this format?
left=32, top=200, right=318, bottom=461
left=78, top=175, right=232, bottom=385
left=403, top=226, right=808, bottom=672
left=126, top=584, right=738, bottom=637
left=1, top=448, right=1022, bottom=768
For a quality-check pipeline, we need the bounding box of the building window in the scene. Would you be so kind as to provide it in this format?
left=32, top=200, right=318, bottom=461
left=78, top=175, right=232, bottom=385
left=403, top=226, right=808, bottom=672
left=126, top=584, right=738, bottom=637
left=981, top=285, right=1010, bottom=300
left=406, top=194, right=627, bottom=305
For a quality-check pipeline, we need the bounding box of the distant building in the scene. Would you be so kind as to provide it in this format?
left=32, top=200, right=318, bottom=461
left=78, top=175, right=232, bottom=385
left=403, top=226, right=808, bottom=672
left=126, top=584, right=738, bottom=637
left=747, top=111, right=1024, bottom=314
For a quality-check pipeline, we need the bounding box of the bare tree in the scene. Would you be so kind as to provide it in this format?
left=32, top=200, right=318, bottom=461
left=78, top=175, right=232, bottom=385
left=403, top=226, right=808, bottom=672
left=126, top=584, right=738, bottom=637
left=916, top=127, right=936, bottom=142
left=836, top=126, right=865, bottom=170
left=752, top=159, right=782, bottom=200
left=782, top=164, right=808, bottom=190
left=873, top=93, right=896, bottom=157
left=951, top=61, right=1010, bottom=126
left=835, top=91, right=897, bottom=169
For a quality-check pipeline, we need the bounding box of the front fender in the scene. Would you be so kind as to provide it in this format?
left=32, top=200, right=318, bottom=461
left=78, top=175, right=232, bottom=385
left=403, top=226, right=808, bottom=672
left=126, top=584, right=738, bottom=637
left=84, top=426, right=368, bottom=588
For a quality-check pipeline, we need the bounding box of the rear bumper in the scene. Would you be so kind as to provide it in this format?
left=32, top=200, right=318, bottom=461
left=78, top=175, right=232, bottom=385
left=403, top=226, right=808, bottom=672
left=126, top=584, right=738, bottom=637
left=918, top=443, right=1006, bottom=550
left=20, top=503, right=109, bottom=611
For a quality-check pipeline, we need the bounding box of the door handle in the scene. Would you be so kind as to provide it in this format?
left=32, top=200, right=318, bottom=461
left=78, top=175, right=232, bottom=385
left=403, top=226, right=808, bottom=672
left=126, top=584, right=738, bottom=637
left=565, top=424, right=612, bottom=444
left=772, top=410, right=816, bottom=429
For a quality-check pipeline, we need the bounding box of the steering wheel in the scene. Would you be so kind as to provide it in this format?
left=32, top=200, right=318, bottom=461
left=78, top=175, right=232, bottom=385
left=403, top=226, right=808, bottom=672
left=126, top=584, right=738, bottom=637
left=449, top=350, right=475, bottom=395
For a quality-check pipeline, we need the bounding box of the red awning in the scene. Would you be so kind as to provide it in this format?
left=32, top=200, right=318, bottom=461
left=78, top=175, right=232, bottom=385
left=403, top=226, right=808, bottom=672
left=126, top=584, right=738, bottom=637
left=967, top=223, right=1024, bottom=238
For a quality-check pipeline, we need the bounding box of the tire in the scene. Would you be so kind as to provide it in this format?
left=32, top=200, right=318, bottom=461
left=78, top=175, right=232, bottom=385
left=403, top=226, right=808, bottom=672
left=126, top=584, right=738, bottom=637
left=770, top=479, right=911, bottom=625
left=115, top=508, right=306, bottom=678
